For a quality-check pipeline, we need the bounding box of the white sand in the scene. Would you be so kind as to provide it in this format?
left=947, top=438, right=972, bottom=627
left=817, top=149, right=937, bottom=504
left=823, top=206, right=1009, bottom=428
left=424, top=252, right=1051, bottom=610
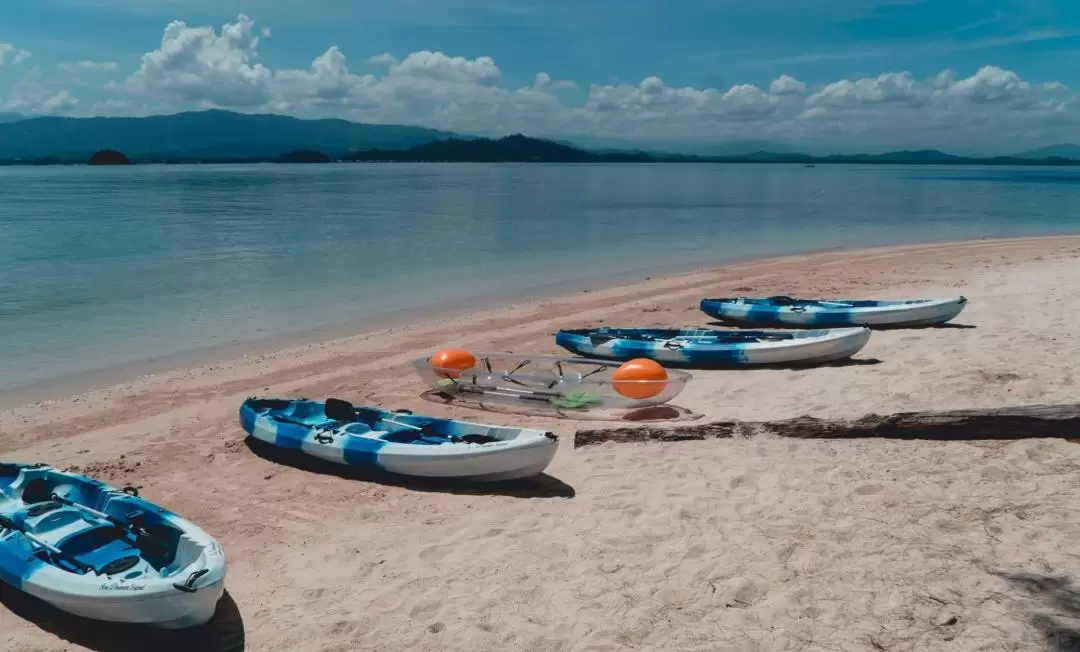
left=3, top=236, right=1080, bottom=651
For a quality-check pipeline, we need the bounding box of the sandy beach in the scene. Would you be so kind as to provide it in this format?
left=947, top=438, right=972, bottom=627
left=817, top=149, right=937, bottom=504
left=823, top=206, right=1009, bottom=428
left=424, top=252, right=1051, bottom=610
left=4, top=235, right=1080, bottom=651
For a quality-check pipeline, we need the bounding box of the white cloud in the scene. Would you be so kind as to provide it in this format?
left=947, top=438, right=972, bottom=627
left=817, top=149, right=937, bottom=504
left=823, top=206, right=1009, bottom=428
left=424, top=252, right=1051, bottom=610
left=945, top=65, right=1065, bottom=107
left=41, top=90, right=79, bottom=115
left=123, top=13, right=273, bottom=106
left=770, top=74, right=807, bottom=96
left=378, top=50, right=501, bottom=83
left=0, top=44, right=31, bottom=66
left=532, top=72, right=576, bottom=91
left=61, top=60, right=121, bottom=72
left=271, top=46, right=375, bottom=111
left=20, top=13, right=1063, bottom=150
left=808, top=72, right=926, bottom=107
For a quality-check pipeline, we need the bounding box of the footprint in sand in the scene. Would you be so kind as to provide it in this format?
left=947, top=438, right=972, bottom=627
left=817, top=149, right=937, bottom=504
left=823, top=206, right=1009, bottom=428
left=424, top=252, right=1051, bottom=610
left=477, top=527, right=505, bottom=539
left=852, top=483, right=884, bottom=496
left=719, top=578, right=766, bottom=608
left=1024, top=444, right=1055, bottom=464
left=418, top=544, right=453, bottom=561
left=327, top=620, right=361, bottom=636
left=409, top=598, right=443, bottom=621
left=729, top=474, right=755, bottom=489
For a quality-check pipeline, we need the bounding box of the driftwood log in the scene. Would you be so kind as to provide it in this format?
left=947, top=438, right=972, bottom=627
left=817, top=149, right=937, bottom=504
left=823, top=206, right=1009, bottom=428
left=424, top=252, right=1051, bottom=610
left=574, top=403, right=1080, bottom=448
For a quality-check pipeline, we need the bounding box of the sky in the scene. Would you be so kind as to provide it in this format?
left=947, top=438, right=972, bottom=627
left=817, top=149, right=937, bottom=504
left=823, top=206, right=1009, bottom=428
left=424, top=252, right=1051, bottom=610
left=1, top=0, right=1079, bottom=153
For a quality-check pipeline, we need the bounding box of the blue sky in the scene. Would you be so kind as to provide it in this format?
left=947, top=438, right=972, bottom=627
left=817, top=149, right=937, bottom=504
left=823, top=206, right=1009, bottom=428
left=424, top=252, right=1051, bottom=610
left=2, top=0, right=1079, bottom=151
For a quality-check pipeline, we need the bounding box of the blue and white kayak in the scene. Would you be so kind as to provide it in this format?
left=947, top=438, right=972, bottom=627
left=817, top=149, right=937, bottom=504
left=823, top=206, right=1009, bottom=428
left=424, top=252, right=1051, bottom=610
left=555, top=326, right=871, bottom=367
left=700, top=296, right=968, bottom=328
left=240, top=397, right=559, bottom=482
left=0, top=463, right=226, bottom=629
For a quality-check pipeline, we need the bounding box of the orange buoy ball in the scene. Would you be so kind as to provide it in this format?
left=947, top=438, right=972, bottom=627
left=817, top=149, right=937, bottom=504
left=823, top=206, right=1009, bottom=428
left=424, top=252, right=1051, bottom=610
left=430, top=347, right=476, bottom=379
left=612, top=358, right=668, bottom=400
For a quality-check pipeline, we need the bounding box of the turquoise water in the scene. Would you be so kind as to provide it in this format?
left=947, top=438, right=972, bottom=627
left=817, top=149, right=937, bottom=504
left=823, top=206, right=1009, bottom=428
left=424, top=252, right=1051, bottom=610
left=2, top=163, right=1079, bottom=394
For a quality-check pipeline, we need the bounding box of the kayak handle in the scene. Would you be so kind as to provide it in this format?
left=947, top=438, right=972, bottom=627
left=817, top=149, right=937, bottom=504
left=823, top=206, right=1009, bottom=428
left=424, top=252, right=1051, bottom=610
left=173, top=568, right=211, bottom=593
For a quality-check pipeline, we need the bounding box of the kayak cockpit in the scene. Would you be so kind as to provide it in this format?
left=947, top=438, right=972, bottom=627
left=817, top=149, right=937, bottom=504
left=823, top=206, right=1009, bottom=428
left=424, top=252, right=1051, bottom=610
left=1, top=467, right=190, bottom=578
left=244, top=397, right=508, bottom=446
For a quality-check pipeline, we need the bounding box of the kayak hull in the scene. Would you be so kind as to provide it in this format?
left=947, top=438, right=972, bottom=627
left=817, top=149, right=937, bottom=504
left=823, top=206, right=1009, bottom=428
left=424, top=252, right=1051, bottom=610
left=0, top=464, right=226, bottom=629
left=555, top=327, right=871, bottom=367
left=240, top=398, right=559, bottom=482
left=413, top=354, right=692, bottom=410
left=701, top=296, right=968, bottom=328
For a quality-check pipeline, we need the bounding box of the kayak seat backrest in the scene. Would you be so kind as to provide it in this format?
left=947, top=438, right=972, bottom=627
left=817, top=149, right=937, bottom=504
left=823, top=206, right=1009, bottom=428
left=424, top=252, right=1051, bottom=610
left=324, top=397, right=358, bottom=423
left=20, top=478, right=53, bottom=505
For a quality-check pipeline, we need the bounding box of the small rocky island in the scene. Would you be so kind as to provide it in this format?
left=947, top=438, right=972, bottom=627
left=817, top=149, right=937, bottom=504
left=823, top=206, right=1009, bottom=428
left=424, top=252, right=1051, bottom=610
left=88, top=150, right=132, bottom=165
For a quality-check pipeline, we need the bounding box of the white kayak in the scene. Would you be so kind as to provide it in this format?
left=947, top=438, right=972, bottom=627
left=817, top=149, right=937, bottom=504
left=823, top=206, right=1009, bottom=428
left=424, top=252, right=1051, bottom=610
left=556, top=326, right=871, bottom=367
left=701, top=296, right=968, bottom=328
left=240, top=397, right=559, bottom=482
left=0, top=463, right=226, bottom=629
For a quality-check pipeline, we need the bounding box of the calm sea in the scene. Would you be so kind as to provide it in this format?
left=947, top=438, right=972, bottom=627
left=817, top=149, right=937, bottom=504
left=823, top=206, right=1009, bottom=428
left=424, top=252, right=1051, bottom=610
left=2, top=163, right=1079, bottom=397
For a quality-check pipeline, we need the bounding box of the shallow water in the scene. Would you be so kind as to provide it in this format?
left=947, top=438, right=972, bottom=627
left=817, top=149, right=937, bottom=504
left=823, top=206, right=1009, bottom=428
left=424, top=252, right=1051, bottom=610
left=2, top=162, right=1079, bottom=393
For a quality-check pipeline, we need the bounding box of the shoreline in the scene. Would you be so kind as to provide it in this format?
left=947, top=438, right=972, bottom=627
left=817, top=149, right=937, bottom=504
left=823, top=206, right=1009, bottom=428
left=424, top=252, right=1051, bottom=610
left=1, top=232, right=1073, bottom=415
left=0, top=233, right=1041, bottom=411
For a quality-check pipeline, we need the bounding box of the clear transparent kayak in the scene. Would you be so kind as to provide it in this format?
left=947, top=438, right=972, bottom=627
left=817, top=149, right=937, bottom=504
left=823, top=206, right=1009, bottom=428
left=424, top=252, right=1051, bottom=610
left=413, top=354, right=691, bottom=409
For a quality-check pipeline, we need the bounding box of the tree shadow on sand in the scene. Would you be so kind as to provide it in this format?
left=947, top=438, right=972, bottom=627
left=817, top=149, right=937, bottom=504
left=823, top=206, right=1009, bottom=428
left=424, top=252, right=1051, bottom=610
left=244, top=438, right=575, bottom=499
left=1000, top=573, right=1080, bottom=651
left=0, top=585, right=245, bottom=652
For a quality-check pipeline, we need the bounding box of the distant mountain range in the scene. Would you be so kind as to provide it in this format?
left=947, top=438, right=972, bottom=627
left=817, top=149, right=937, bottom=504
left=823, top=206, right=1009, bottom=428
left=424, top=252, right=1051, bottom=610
left=0, top=109, right=1077, bottom=165
left=552, top=134, right=809, bottom=157
left=0, top=110, right=453, bottom=160
left=308, top=138, right=1080, bottom=166
left=1013, top=144, right=1080, bottom=159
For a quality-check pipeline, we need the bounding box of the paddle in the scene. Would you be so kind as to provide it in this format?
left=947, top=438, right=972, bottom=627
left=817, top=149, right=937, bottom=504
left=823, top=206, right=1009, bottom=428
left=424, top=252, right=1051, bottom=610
left=438, top=378, right=602, bottom=409
left=49, top=492, right=156, bottom=540
left=0, top=515, right=96, bottom=574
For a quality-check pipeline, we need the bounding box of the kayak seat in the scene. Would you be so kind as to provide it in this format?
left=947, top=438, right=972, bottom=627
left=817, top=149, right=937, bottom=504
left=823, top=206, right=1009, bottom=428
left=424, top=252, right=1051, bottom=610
left=24, top=501, right=63, bottom=519
left=55, top=525, right=142, bottom=574
left=21, top=478, right=53, bottom=505
left=27, top=508, right=83, bottom=535
left=324, top=397, right=358, bottom=423
left=287, top=401, right=327, bottom=423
